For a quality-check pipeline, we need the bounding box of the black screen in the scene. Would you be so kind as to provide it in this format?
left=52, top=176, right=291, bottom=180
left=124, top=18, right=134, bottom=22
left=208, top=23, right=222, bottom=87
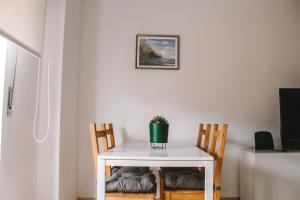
left=279, top=88, right=300, bottom=149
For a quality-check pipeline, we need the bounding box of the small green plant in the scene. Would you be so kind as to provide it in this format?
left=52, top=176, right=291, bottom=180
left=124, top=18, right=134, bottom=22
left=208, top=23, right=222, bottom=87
left=150, top=116, right=169, bottom=125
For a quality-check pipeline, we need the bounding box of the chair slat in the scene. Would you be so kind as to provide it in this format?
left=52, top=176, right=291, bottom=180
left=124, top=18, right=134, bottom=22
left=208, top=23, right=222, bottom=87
left=209, top=124, right=219, bottom=155
left=107, top=123, right=116, bottom=148
left=196, top=123, right=211, bottom=152
left=203, top=124, right=211, bottom=152
left=196, top=123, right=204, bottom=148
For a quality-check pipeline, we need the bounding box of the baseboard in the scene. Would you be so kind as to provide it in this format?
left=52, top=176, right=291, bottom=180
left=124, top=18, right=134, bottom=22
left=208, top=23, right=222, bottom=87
left=78, top=197, right=240, bottom=200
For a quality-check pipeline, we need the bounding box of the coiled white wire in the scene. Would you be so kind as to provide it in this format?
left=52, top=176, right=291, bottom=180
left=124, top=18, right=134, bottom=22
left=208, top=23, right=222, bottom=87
left=33, top=58, right=50, bottom=143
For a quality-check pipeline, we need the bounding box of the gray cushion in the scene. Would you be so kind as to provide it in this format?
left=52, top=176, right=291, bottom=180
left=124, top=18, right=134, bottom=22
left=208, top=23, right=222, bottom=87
left=106, top=172, right=156, bottom=193
left=112, top=166, right=150, bottom=174
left=164, top=171, right=204, bottom=190
left=160, top=167, right=200, bottom=177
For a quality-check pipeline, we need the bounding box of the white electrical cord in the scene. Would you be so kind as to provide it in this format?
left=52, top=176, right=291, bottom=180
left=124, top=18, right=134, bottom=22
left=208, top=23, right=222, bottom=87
left=33, top=58, right=50, bottom=143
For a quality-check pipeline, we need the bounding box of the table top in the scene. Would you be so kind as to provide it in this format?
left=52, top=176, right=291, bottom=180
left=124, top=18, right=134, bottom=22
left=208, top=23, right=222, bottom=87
left=99, top=143, right=214, bottom=161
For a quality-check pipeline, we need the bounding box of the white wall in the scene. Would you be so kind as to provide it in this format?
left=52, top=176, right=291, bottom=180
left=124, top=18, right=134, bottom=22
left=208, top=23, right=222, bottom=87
left=0, top=0, right=46, bottom=54
left=0, top=36, right=7, bottom=159
left=59, top=0, right=82, bottom=199
left=77, top=0, right=300, bottom=197
left=35, top=0, right=66, bottom=199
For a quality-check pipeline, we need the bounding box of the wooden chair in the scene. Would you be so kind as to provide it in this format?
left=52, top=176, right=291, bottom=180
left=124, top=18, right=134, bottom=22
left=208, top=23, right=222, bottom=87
left=90, top=123, right=112, bottom=177
left=160, top=123, right=228, bottom=200
left=90, top=122, right=156, bottom=200
left=159, top=123, right=212, bottom=200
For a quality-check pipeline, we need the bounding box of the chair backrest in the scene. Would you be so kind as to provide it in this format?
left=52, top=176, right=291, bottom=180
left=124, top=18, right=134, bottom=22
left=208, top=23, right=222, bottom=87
left=209, top=124, right=228, bottom=188
left=90, top=122, right=110, bottom=177
left=196, top=123, right=212, bottom=152
left=106, top=123, right=116, bottom=149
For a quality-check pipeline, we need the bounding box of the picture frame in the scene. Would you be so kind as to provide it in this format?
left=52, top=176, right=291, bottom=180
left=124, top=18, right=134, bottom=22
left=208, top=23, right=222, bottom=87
left=135, top=34, right=180, bottom=70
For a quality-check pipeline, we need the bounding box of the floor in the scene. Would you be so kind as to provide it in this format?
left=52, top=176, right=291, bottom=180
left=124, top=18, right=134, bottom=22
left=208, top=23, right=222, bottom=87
left=77, top=198, right=240, bottom=200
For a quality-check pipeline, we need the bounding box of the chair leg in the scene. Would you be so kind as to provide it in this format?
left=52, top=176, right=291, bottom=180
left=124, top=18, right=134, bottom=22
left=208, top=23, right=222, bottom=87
left=160, top=178, right=165, bottom=200
left=165, top=192, right=171, bottom=200
left=106, top=166, right=112, bottom=177
left=214, top=191, right=220, bottom=200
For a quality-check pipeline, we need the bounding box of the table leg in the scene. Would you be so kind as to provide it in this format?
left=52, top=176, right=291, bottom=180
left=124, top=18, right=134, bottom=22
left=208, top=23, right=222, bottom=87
left=97, top=159, right=106, bottom=200
left=205, top=161, right=214, bottom=200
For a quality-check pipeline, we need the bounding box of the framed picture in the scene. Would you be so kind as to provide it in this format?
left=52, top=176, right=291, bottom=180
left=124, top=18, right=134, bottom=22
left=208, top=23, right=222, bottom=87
left=136, top=34, right=180, bottom=70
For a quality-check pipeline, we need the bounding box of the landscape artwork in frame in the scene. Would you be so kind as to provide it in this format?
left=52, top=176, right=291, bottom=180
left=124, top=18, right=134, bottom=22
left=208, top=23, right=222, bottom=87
left=136, top=35, right=179, bottom=69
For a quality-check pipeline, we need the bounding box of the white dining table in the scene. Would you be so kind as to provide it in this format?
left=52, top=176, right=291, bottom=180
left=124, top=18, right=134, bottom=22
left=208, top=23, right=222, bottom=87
left=97, top=143, right=214, bottom=200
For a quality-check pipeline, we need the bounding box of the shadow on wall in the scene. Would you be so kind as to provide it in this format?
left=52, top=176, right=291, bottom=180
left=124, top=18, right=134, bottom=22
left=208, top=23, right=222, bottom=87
left=120, top=127, right=127, bottom=144
left=222, top=138, right=248, bottom=196
left=120, top=127, right=151, bottom=144
left=77, top=0, right=103, bottom=196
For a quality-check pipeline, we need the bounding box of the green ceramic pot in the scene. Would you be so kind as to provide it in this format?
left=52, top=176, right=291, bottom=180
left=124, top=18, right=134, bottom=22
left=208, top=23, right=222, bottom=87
left=149, top=123, right=169, bottom=143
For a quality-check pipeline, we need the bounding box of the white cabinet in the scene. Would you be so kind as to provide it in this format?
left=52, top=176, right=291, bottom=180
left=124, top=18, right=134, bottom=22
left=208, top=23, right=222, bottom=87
left=240, top=149, right=300, bottom=200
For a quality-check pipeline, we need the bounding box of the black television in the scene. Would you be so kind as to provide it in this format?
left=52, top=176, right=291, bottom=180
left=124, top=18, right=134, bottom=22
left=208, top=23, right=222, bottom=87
left=279, top=88, right=300, bottom=150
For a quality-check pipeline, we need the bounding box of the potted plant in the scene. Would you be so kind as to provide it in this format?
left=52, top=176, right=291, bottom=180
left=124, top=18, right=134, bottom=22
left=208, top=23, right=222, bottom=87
left=149, top=116, right=169, bottom=149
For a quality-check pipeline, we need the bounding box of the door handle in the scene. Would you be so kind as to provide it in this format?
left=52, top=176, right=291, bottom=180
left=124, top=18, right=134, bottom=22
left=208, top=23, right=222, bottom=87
left=7, top=86, right=13, bottom=116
